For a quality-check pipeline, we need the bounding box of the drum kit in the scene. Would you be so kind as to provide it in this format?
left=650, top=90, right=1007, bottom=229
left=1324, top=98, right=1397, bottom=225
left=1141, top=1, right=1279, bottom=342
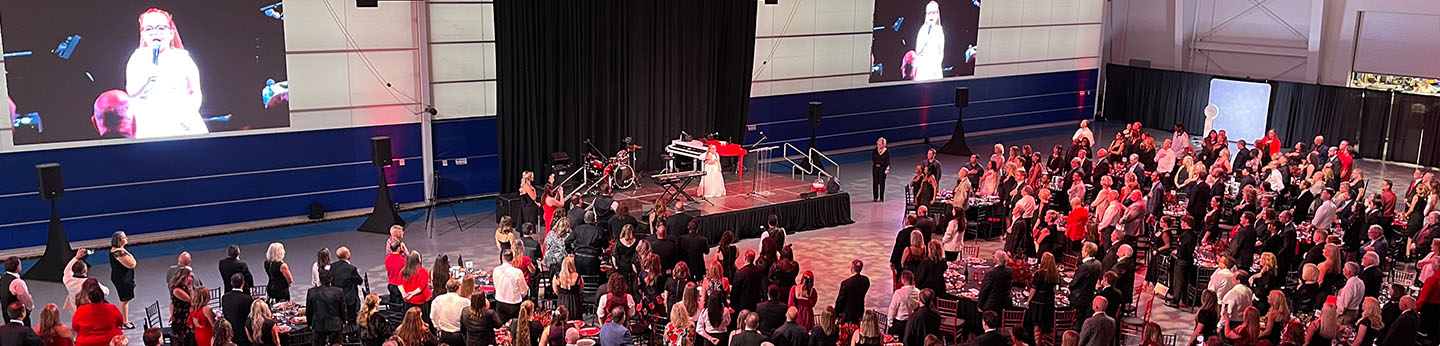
left=583, top=144, right=642, bottom=190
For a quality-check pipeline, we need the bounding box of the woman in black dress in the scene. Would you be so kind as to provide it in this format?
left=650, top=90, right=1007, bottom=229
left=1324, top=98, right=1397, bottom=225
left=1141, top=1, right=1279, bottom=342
left=809, top=307, right=838, bottom=346
left=520, top=172, right=542, bottom=227
left=1025, top=253, right=1060, bottom=342
left=109, top=231, right=137, bottom=329
left=1185, top=290, right=1221, bottom=346
left=915, top=166, right=938, bottom=207
left=873, top=137, right=890, bottom=202
left=539, top=307, right=571, bottom=346
left=263, top=242, right=293, bottom=301
left=169, top=268, right=195, bottom=346
left=718, top=231, right=738, bottom=280
left=769, top=246, right=800, bottom=298
left=612, top=225, right=639, bottom=280
left=553, top=257, right=584, bottom=321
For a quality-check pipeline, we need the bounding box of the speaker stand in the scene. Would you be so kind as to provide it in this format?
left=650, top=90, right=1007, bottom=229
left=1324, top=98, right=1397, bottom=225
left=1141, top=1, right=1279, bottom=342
left=358, top=167, right=405, bottom=234
left=937, top=109, right=975, bottom=156
left=23, top=199, right=73, bottom=282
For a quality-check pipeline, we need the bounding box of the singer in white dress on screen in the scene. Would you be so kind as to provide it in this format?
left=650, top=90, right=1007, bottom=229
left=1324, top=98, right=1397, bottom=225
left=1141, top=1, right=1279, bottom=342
left=911, top=1, right=945, bottom=81
left=699, top=144, right=726, bottom=198
left=126, top=8, right=208, bottom=139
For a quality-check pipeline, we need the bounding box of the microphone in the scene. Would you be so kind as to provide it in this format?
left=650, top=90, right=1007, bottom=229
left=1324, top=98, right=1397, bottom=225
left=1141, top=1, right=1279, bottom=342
left=681, top=130, right=690, bottom=137
left=151, top=44, right=161, bottom=65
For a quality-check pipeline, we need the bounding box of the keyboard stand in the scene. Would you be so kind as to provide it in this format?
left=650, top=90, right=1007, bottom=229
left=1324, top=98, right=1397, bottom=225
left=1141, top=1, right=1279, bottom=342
left=657, top=174, right=702, bottom=206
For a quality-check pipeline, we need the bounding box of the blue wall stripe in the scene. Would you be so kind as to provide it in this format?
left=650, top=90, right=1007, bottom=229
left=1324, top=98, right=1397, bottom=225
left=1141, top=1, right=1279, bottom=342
left=0, top=117, right=501, bottom=250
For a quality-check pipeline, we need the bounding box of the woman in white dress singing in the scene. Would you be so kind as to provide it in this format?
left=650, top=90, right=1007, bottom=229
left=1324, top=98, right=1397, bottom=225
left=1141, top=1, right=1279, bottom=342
left=126, top=8, right=208, bottom=139
left=699, top=144, right=726, bottom=198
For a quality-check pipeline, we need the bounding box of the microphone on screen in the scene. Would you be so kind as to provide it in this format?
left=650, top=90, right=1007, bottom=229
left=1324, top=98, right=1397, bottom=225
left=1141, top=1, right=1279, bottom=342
left=152, top=44, right=161, bottom=65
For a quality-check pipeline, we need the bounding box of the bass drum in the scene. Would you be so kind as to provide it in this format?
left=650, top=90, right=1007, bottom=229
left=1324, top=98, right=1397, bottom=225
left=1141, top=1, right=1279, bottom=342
left=610, top=163, right=636, bottom=190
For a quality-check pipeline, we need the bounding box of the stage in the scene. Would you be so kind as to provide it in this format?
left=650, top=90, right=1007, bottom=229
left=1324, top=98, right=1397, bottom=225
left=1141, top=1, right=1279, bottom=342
left=509, top=170, right=855, bottom=243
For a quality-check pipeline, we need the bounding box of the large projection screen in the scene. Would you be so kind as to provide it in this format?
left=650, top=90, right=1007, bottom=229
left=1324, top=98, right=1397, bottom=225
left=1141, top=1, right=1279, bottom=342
left=1207, top=78, right=1272, bottom=143
left=0, top=0, right=290, bottom=145
left=868, top=0, right=981, bottom=83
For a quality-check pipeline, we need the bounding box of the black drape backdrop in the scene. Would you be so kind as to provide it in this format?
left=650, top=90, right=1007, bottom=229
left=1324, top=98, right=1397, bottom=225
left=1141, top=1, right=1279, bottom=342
left=1103, top=64, right=1440, bottom=167
left=494, top=0, right=757, bottom=192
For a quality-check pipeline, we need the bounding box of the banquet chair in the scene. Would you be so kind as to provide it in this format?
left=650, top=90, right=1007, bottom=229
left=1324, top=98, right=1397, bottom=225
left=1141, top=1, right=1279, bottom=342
left=208, top=287, right=223, bottom=309
left=144, top=301, right=171, bottom=345
left=905, top=186, right=917, bottom=214
left=1162, top=333, right=1178, bottom=346
left=962, top=245, right=981, bottom=261
left=1052, top=309, right=1075, bottom=337
left=1390, top=269, right=1417, bottom=288
left=1061, top=254, right=1079, bottom=271
left=1119, top=284, right=1155, bottom=341
left=1000, top=309, right=1025, bottom=333
left=935, top=298, right=965, bottom=344
left=288, top=329, right=316, bottom=346
left=249, top=286, right=270, bottom=303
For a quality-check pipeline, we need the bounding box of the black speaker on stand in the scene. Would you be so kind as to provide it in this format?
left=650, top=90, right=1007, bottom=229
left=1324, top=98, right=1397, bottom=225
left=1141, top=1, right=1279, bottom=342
left=937, top=87, right=975, bottom=156
left=806, top=101, right=825, bottom=172
left=23, top=163, right=73, bottom=282
left=358, top=136, right=406, bottom=234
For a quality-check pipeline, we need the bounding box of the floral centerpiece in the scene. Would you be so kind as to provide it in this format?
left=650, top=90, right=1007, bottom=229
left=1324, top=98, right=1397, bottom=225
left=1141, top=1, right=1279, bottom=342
left=1009, top=255, right=1034, bottom=287
left=836, top=323, right=859, bottom=346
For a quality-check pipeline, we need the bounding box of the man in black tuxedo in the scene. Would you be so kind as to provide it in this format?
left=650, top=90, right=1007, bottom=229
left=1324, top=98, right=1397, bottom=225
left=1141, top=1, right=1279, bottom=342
left=1096, top=272, right=1124, bottom=318
left=756, top=285, right=788, bottom=336
left=903, top=289, right=940, bottom=346
left=306, top=269, right=345, bottom=346
left=570, top=210, right=606, bottom=276
left=566, top=198, right=587, bottom=228
left=976, top=250, right=1013, bottom=313
left=648, top=224, right=680, bottom=270
left=770, top=307, right=809, bottom=346
left=730, top=250, right=768, bottom=313
left=0, top=302, right=40, bottom=346
left=1069, top=243, right=1102, bottom=330
left=1229, top=212, right=1259, bottom=270
left=677, top=220, right=711, bottom=281
left=221, top=274, right=255, bottom=346
left=1090, top=149, right=1112, bottom=186
left=1111, top=245, right=1137, bottom=300
left=1359, top=252, right=1384, bottom=298
left=915, top=206, right=938, bottom=236
left=218, top=245, right=255, bottom=291
left=1380, top=296, right=1419, bottom=346
left=834, top=260, right=870, bottom=324
left=971, top=311, right=1011, bottom=346
left=1303, top=230, right=1328, bottom=266
left=329, top=247, right=363, bottom=322
left=665, top=201, right=694, bottom=238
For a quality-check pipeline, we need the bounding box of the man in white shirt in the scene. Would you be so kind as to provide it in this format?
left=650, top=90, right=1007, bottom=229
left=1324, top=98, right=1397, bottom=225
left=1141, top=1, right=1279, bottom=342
left=1337, top=262, right=1365, bottom=319
left=430, top=279, right=470, bottom=345
left=1312, top=189, right=1338, bottom=231
left=63, top=251, right=110, bottom=313
left=492, top=251, right=529, bottom=321
left=0, top=257, right=33, bottom=325
left=910, top=1, right=945, bottom=81
left=1207, top=256, right=1235, bottom=298
left=886, top=270, right=920, bottom=336
left=1220, top=271, right=1253, bottom=324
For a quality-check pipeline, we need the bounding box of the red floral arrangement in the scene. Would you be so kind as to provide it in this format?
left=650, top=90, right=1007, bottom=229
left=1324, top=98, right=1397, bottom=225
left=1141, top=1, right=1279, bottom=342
left=1009, top=255, right=1034, bottom=287
left=836, top=324, right=859, bottom=346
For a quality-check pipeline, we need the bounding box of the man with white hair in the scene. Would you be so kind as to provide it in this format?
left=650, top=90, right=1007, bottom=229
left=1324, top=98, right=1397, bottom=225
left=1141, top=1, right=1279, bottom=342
left=1337, top=262, right=1365, bottom=319
left=976, top=250, right=1012, bottom=313
left=1363, top=225, right=1389, bottom=264
left=1359, top=251, right=1384, bottom=298
left=1073, top=119, right=1094, bottom=146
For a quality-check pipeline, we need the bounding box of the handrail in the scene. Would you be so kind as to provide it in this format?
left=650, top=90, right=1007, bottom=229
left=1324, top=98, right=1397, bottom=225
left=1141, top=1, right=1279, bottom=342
left=782, top=143, right=812, bottom=178
left=808, top=147, right=839, bottom=180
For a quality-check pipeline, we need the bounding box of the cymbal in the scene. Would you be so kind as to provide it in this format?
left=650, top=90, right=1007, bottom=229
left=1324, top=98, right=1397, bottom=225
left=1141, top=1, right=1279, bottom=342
left=627, top=144, right=644, bottom=150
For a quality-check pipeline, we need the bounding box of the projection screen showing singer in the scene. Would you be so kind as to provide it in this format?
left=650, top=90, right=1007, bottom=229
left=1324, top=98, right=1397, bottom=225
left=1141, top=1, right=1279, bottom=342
left=0, top=0, right=290, bottom=145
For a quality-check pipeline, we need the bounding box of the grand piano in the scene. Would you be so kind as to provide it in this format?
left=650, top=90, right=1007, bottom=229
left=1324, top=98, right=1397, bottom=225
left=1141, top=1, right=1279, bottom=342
left=666, top=138, right=748, bottom=177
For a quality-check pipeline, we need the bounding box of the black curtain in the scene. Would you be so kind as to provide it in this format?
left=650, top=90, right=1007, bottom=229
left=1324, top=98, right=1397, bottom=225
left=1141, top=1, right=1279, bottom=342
left=494, top=0, right=757, bottom=192
left=1392, top=93, right=1440, bottom=165
left=1101, top=64, right=1213, bottom=136
left=1268, top=83, right=1367, bottom=151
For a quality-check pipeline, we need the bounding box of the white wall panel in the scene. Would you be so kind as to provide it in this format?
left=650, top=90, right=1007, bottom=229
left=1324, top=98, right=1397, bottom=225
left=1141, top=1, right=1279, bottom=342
left=347, top=51, right=420, bottom=108
left=429, top=3, right=493, bottom=43
left=286, top=54, right=353, bottom=110
left=430, top=43, right=494, bottom=82
left=432, top=81, right=496, bottom=119
left=283, top=0, right=352, bottom=51
left=343, top=3, right=417, bottom=50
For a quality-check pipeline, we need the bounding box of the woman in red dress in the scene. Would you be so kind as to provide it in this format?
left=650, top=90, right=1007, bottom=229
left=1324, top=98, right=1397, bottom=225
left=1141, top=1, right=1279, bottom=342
left=542, top=173, right=564, bottom=233
left=189, top=287, right=216, bottom=346
left=35, top=304, right=74, bottom=346
left=788, top=271, right=817, bottom=330
left=71, top=281, right=123, bottom=346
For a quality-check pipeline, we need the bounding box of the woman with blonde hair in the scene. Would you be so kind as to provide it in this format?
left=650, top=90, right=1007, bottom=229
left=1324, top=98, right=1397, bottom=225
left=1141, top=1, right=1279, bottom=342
left=1186, top=290, right=1221, bottom=346
left=395, top=307, right=438, bottom=346
left=649, top=199, right=671, bottom=232
left=1305, top=303, right=1339, bottom=346
left=188, top=287, right=215, bottom=346
left=509, top=301, right=542, bottom=346
left=358, top=294, right=392, bottom=346
left=212, top=318, right=237, bottom=346
left=262, top=242, right=292, bottom=301
left=554, top=256, right=584, bottom=320
left=543, top=217, right=572, bottom=272
left=1318, top=243, right=1344, bottom=288
left=1351, top=298, right=1385, bottom=346
left=900, top=230, right=927, bottom=275
left=1251, top=253, right=1279, bottom=294
left=810, top=307, right=839, bottom=346
left=34, top=304, right=73, bottom=346
left=1223, top=306, right=1261, bottom=346
left=663, top=301, right=695, bottom=346
left=851, top=310, right=884, bottom=346
left=247, top=299, right=281, bottom=346
left=1258, top=290, right=1289, bottom=345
